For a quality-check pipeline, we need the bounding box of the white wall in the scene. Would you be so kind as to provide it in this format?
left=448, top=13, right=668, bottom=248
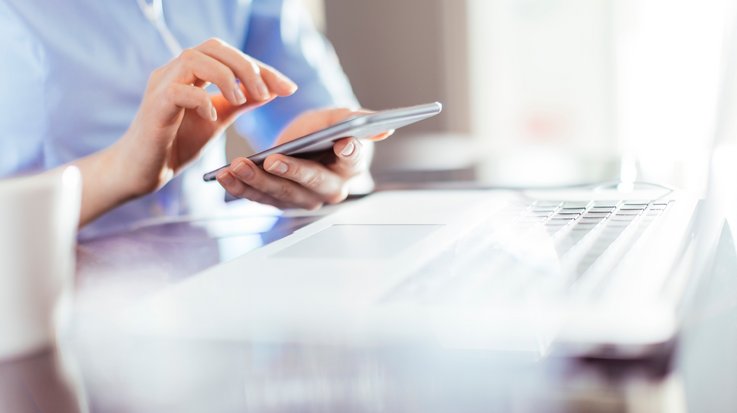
left=468, top=0, right=617, bottom=156
left=321, top=0, right=731, bottom=187
left=615, top=0, right=726, bottom=155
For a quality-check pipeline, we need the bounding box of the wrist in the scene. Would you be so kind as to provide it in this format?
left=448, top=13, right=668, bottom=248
left=72, top=139, right=149, bottom=227
left=106, top=133, right=158, bottom=200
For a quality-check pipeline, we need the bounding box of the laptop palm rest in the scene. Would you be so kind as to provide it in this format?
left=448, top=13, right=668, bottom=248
left=274, top=224, right=443, bottom=260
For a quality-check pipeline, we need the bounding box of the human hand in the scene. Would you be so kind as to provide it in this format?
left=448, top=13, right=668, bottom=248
left=216, top=108, right=393, bottom=210
left=111, top=37, right=297, bottom=198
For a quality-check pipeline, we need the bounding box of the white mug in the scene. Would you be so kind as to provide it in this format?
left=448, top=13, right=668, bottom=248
left=0, top=166, right=81, bottom=359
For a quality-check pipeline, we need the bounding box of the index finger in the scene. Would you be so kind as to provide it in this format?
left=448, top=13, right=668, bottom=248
left=197, top=38, right=297, bottom=100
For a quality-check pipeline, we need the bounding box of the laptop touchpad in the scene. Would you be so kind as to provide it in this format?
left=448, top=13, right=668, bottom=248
left=274, top=224, right=442, bottom=260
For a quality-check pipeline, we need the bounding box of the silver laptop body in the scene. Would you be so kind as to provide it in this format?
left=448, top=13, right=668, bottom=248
left=125, top=187, right=701, bottom=360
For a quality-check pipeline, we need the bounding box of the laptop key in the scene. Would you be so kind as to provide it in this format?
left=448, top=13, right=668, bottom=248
left=579, top=217, right=604, bottom=224
left=550, top=218, right=576, bottom=224
left=584, top=212, right=611, bottom=218
left=592, top=200, right=620, bottom=207
left=612, top=217, right=634, bottom=224
left=589, top=206, right=617, bottom=213
left=571, top=225, right=596, bottom=232
left=562, top=201, right=591, bottom=209
left=559, top=208, right=587, bottom=214
left=614, top=210, right=641, bottom=216
left=619, top=205, right=647, bottom=211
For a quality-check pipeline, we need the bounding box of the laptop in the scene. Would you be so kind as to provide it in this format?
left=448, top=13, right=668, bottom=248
left=124, top=186, right=701, bottom=359
left=120, top=17, right=736, bottom=366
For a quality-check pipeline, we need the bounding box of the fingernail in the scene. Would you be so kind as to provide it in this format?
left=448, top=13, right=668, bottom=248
left=257, top=82, right=270, bottom=100
left=281, top=78, right=298, bottom=94
left=210, top=106, right=218, bottom=121
left=233, top=87, right=247, bottom=105
left=232, top=161, right=253, bottom=179
left=341, top=141, right=356, bottom=157
left=217, top=172, right=233, bottom=186
left=267, top=160, right=288, bottom=174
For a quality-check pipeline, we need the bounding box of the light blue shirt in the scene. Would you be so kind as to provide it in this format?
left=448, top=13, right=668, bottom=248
left=0, top=0, right=357, bottom=239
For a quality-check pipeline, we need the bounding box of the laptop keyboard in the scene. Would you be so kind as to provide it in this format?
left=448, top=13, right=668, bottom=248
left=383, top=199, right=673, bottom=304
left=527, top=199, right=671, bottom=277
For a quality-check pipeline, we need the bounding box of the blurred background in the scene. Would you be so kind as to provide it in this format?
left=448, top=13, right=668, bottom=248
left=289, top=0, right=736, bottom=193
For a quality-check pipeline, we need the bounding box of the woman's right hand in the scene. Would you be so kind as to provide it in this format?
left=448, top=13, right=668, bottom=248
left=111, top=37, right=298, bottom=197
left=75, top=38, right=297, bottom=226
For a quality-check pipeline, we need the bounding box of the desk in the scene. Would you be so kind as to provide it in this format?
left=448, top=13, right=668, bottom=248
left=3, top=189, right=737, bottom=413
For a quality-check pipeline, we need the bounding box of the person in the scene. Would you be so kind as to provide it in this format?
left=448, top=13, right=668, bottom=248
left=0, top=0, right=389, bottom=238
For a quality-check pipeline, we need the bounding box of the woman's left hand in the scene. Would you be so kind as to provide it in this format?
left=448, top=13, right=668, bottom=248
left=216, top=108, right=392, bottom=210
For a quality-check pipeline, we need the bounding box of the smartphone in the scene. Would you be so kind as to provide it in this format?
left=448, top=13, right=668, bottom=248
left=202, top=101, right=442, bottom=182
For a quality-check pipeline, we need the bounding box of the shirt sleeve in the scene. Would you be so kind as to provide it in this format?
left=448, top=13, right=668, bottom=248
left=0, top=1, right=47, bottom=176
left=236, top=0, right=359, bottom=151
